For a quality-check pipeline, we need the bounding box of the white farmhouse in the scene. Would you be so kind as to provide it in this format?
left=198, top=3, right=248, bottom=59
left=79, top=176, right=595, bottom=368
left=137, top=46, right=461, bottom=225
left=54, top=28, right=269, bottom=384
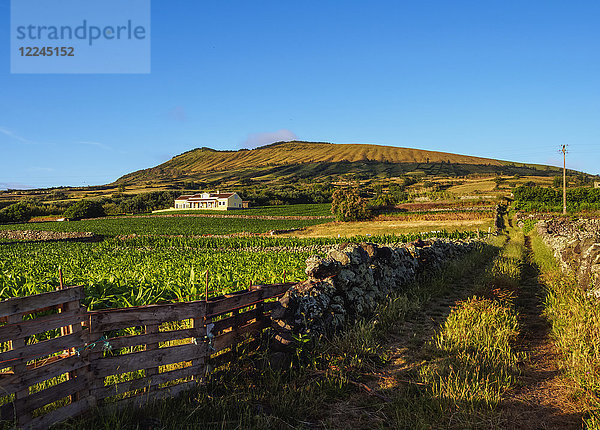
left=173, top=192, right=243, bottom=210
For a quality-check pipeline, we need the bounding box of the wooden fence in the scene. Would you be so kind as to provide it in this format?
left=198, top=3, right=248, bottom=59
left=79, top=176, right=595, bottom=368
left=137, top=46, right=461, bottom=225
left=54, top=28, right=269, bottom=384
left=0, top=283, right=291, bottom=429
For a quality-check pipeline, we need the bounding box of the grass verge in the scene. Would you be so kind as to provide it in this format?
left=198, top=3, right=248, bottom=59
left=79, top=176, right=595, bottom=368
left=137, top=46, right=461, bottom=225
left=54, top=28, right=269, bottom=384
left=530, top=233, right=600, bottom=428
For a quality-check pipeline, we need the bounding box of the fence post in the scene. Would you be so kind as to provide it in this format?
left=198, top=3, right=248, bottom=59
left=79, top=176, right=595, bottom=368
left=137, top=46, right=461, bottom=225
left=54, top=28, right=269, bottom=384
left=144, top=323, right=160, bottom=393
left=7, top=313, right=31, bottom=427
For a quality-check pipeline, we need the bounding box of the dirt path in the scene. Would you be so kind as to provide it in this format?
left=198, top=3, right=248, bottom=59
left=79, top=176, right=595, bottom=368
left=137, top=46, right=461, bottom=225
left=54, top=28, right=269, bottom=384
left=498, top=236, right=583, bottom=429
left=322, top=233, right=586, bottom=429
left=323, top=260, right=491, bottom=429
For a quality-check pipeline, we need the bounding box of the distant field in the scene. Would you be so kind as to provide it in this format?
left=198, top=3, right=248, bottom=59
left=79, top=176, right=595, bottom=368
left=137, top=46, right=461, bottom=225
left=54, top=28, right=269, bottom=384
left=150, top=203, right=333, bottom=217
left=0, top=216, right=327, bottom=236
left=447, top=180, right=498, bottom=194
left=290, top=219, right=493, bottom=237
left=377, top=209, right=494, bottom=222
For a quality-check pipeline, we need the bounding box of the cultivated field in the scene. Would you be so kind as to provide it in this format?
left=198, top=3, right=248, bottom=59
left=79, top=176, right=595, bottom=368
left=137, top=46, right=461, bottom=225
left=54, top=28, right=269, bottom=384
left=292, top=218, right=492, bottom=237
left=0, top=216, right=327, bottom=237
left=0, top=206, right=477, bottom=310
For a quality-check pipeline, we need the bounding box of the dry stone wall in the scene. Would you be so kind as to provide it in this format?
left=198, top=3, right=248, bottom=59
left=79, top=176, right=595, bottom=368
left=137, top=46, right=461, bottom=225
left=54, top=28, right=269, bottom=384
left=521, top=215, right=600, bottom=296
left=0, top=229, right=97, bottom=242
left=272, top=238, right=478, bottom=336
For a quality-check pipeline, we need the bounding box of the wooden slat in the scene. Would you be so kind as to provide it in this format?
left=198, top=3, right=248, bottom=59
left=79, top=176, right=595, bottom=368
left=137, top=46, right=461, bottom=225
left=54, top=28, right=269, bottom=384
left=190, top=317, right=204, bottom=383
left=210, top=338, right=261, bottom=370
left=144, top=324, right=160, bottom=392
left=89, top=302, right=206, bottom=333
left=104, top=328, right=204, bottom=351
left=211, top=320, right=266, bottom=354
left=256, top=283, right=292, bottom=299
left=95, top=363, right=204, bottom=400
left=0, top=332, right=81, bottom=366
left=112, top=379, right=197, bottom=410
left=0, top=355, right=88, bottom=396
left=0, top=308, right=85, bottom=344
left=1, top=375, right=87, bottom=420
left=0, top=286, right=84, bottom=318
left=24, top=395, right=94, bottom=430
left=207, top=290, right=263, bottom=316
left=93, top=343, right=207, bottom=378
left=211, top=307, right=260, bottom=334
left=7, top=313, right=31, bottom=427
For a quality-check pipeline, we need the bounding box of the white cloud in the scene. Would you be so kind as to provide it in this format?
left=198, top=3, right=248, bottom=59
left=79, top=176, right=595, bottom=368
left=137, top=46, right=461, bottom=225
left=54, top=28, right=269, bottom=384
left=0, top=127, right=35, bottom=145
left=242, top=129, right=297, bottom=149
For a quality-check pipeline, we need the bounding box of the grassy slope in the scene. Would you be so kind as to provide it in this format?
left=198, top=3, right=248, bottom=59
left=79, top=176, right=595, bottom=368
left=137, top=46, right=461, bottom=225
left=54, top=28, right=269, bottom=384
left=116, top=141, right=562, bottom=185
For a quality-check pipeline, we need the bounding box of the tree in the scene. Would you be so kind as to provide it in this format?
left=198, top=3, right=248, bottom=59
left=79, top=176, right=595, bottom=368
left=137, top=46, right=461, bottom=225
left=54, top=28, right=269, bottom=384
left=63, top=200, right=105, bottom=219
left=0, top=201, right=37, bottom=223
left=331, top=188, right=371, bottom=221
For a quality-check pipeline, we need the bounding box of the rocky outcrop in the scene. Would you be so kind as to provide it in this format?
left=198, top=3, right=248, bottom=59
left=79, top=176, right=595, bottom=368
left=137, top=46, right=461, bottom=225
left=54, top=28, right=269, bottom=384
left=271, top=238, right=477, bottom=336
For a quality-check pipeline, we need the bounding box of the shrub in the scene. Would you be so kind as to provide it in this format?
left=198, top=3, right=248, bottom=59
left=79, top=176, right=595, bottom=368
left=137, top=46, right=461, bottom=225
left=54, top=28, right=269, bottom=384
left=63, top=199, right=105, bottom=219
left=331, top=188, right=371, bottom=221
left=0, top=201, right=39, bottom=223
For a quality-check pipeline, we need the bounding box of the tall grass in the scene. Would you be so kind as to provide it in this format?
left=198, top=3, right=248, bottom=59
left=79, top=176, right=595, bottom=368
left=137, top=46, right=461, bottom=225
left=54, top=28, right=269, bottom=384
left=530, top=233, right=600, bottom=427
left=421, top=297, right=520, bottom=406
left=417, top=229, right=523, bottom=420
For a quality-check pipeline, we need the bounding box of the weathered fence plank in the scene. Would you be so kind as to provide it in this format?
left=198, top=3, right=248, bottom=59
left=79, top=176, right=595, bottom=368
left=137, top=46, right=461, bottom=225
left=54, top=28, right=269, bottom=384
left=212, top=320, right=266, bottom=353
left=0, top=286, right=84, bottom=318
left=0, top=332, right=82, bottom=366
left=104, top=327, right=204, bottom=351
left=95, top=363, right=204, bottom=400
left=1, top=375, right=88, bottom=420
left=0, top=354, right=88, bottom=396
left=88, top=302, right=206, bottom=333
left=211, top=307, right=260, bottom=334
left=25, top=396, right=94, bottom=430
left=0, top=308, right=85, bottom=344
left=93, top=343, right=207, bottom=378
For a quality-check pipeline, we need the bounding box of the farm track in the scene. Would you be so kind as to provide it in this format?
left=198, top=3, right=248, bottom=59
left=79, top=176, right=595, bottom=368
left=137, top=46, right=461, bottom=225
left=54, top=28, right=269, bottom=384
left=322, top=231, right=586, bottom=429
left=498, top=236, right=583, bottom=429
left=322, top=252, right=492, bottom=429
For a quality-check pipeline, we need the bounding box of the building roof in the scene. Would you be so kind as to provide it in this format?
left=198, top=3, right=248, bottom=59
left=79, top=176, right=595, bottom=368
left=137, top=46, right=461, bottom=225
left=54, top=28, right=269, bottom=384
left=175, top=192, right=236, bottom=201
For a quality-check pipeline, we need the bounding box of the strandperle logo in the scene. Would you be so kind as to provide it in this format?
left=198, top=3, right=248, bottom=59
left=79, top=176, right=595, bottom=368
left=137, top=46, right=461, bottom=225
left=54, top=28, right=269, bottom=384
left=15, top=20, right=148, bottom=46
left=11, top=0, right=151, bottom=74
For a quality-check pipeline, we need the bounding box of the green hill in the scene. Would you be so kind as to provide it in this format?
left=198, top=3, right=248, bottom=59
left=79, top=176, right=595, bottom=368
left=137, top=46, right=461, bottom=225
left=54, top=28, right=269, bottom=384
left=115, top=141, right=564, bottom=186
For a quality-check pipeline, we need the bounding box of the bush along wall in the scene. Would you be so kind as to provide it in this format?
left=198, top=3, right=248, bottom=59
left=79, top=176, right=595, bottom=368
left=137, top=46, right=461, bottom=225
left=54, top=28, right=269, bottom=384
left=271, top=238, right=477, bottom=336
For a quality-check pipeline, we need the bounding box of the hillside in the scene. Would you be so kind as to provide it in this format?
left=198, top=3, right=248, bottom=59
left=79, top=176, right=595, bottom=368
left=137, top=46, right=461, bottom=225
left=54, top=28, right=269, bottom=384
left=116, top=141, right=563, bottom=186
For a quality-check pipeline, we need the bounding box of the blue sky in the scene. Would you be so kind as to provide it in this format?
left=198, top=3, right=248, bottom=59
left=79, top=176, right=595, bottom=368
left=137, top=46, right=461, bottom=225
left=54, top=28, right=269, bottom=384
left=1, top=0, right=599, bottom=189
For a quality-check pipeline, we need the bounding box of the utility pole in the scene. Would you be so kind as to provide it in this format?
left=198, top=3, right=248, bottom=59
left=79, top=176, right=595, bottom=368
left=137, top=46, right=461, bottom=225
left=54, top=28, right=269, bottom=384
left=561, top=144, right=567, bottom=215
